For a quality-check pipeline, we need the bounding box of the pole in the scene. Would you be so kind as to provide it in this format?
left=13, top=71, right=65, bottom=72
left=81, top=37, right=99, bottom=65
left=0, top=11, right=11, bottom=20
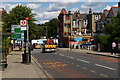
left=27, top=21, right=29, bottom=42
left=22, top=19, right=31, bottom=64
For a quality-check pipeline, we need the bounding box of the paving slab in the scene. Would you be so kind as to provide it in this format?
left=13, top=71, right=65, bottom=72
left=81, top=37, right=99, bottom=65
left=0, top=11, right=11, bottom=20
left=2, top=48, right=48, bottom=79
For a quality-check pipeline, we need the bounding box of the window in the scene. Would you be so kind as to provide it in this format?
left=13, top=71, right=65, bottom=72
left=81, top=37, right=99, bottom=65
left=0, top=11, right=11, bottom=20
left=64, top=23, right=66, bottom=27
left=66, top=15, right=70, bottom=20
left=68, top=24, right=70, bottom=28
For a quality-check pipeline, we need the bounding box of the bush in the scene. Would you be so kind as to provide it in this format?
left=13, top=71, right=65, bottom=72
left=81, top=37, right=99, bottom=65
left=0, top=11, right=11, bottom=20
left=96, top=35, right=110, bottom=52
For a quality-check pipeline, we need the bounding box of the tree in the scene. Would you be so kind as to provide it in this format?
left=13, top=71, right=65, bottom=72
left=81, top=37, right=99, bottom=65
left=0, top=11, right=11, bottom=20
left=104, top=12, right=120, bottom=39
left=29, top=23, right=45, bottom=39
left=2, top=5, right=36, bottom=40
left=45, top=18, right=58, bottom=38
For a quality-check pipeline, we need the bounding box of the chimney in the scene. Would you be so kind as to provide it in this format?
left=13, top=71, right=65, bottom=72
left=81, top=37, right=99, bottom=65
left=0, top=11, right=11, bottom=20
left=89, top=8, right=92, bottom=14
left=68, top=11, right=71, bottom=14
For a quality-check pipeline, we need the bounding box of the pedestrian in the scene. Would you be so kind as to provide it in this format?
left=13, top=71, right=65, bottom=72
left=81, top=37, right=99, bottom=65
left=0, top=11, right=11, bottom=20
left=111, top=42, right=116, bottom=54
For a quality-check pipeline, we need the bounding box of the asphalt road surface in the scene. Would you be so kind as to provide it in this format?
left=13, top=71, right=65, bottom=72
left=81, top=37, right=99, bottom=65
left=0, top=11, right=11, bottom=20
left=32, top=49, right=120, bottom=80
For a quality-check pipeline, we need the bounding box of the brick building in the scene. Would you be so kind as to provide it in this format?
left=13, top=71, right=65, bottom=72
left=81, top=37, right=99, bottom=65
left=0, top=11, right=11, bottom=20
left=96, top=2, right=120, bottom=33
left=58, top=8, right=102, bottom=47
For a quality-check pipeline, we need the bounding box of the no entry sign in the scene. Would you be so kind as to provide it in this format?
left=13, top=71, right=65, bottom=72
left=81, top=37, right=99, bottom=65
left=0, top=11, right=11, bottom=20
left=20, top=20, right=27, bottom=26
left=20, top=20, right=27, bottom=30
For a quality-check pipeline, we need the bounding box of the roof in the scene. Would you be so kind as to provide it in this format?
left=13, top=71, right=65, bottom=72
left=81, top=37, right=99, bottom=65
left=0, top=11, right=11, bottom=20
left=103, top=10, right=109, bottom=17
left=112, top=7, right=120, bottom=17
left=60, top=8, right=67, bottom=14
left=107, top=7, right=120, bottom=17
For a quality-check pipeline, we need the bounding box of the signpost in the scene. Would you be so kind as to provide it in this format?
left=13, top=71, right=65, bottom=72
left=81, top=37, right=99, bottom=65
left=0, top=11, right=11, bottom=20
left=11, top=25, right=24, bottom=39
left=14, top=28, right=24, bottom=33
left=21, top=17, right=31, bottom=64
left=20, top=20, right=27, bottom=31
left=11, top=34, right=21, bottom=39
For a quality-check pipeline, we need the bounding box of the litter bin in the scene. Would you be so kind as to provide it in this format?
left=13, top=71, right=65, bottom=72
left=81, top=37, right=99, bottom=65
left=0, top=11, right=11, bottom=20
left=22, top=53, right=31, bottom=64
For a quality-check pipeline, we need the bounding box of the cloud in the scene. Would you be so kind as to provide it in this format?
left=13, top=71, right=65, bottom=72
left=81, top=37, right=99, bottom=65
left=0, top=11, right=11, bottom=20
left=27, top=3, right=41, bottom=9
left=104, top=3, right=118, bottom=10
left=34, top=11, right=60, bottom=24
left=1, top=0, right=120, bottom=2
left=104, top=6, right=111, bottom=10
left=47, top=3, right=61, bottom=12
left=47, top=2, right=76, bottom=12
left=79, top=2, right=107, bottom=13
left=113, top=3, right=118, bottom=7
left=1, top=3, right=22, bottom=13
left=34, top=20, right=49, bottom=24
left=70, top=8, right=79, bottom=13
left=80, top=2, right=105, bottom=10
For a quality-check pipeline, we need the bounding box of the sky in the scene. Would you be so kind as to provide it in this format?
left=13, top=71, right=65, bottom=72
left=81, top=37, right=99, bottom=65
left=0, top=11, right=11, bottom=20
left=0, top=0, right=119, bottom=24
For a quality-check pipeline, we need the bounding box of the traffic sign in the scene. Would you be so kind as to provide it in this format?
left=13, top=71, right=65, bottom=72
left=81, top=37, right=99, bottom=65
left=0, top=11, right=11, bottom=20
left=11, top=25, right=20, bottom=33
left=17, top=39, right=24, bottom=41
left=21, top=26, right=27, bottom=30
left=11, top=34, right=21, bottom=39
left=20, top=20, right=27, bottom=26
left=25, top=17, right=29, bottom=21
left=14, top=28, right=24, bottom=33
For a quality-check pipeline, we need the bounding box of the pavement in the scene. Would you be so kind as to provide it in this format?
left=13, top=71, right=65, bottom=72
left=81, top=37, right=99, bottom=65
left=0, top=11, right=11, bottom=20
left=2, top=47, right=48, bottom=79
left=57, top=48, right=120, bottom=58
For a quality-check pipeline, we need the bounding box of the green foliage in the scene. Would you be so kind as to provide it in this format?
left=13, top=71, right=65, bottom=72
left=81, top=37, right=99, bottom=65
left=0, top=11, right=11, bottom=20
left=97, top=35, right=110, bottom=44
left=115, top=37, right=120, bottom=43
left=104, top=12, right=120, bottom=39
left=45, top=18, right=58, bottom=38
left=2, top=5, right=39, bottom=41
left=96, top=35, right=110, bottom=52
left=29, top=23, right=45, bottom=40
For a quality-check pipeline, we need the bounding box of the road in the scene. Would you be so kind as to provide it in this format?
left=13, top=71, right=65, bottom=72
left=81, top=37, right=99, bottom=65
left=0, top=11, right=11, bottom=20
left=32, top=49, right=120, bottom=79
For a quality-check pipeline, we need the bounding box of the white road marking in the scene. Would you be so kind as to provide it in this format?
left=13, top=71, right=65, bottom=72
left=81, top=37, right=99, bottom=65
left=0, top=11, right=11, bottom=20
left=76, top=65, right=80, bottom=67
left=69, top=57, right=74, bottom=59
left=54, top=53, right=57, bottom=54
left=82, top=67, right=87, bottom=70
left=99, top=74, right=108, bottom=77
left=80, top=59, right=90, bottom=63
left=90, top=70, right=96, bottom=73
left=95, top=64, right=116, bottom=70
left=67, top=56, right=69, bottom=58
left=61, top=54, right=64, bottom=56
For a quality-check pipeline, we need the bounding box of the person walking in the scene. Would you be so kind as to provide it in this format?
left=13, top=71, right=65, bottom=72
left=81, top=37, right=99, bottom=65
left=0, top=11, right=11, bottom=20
left=111, top=42, right=116, bottom=54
